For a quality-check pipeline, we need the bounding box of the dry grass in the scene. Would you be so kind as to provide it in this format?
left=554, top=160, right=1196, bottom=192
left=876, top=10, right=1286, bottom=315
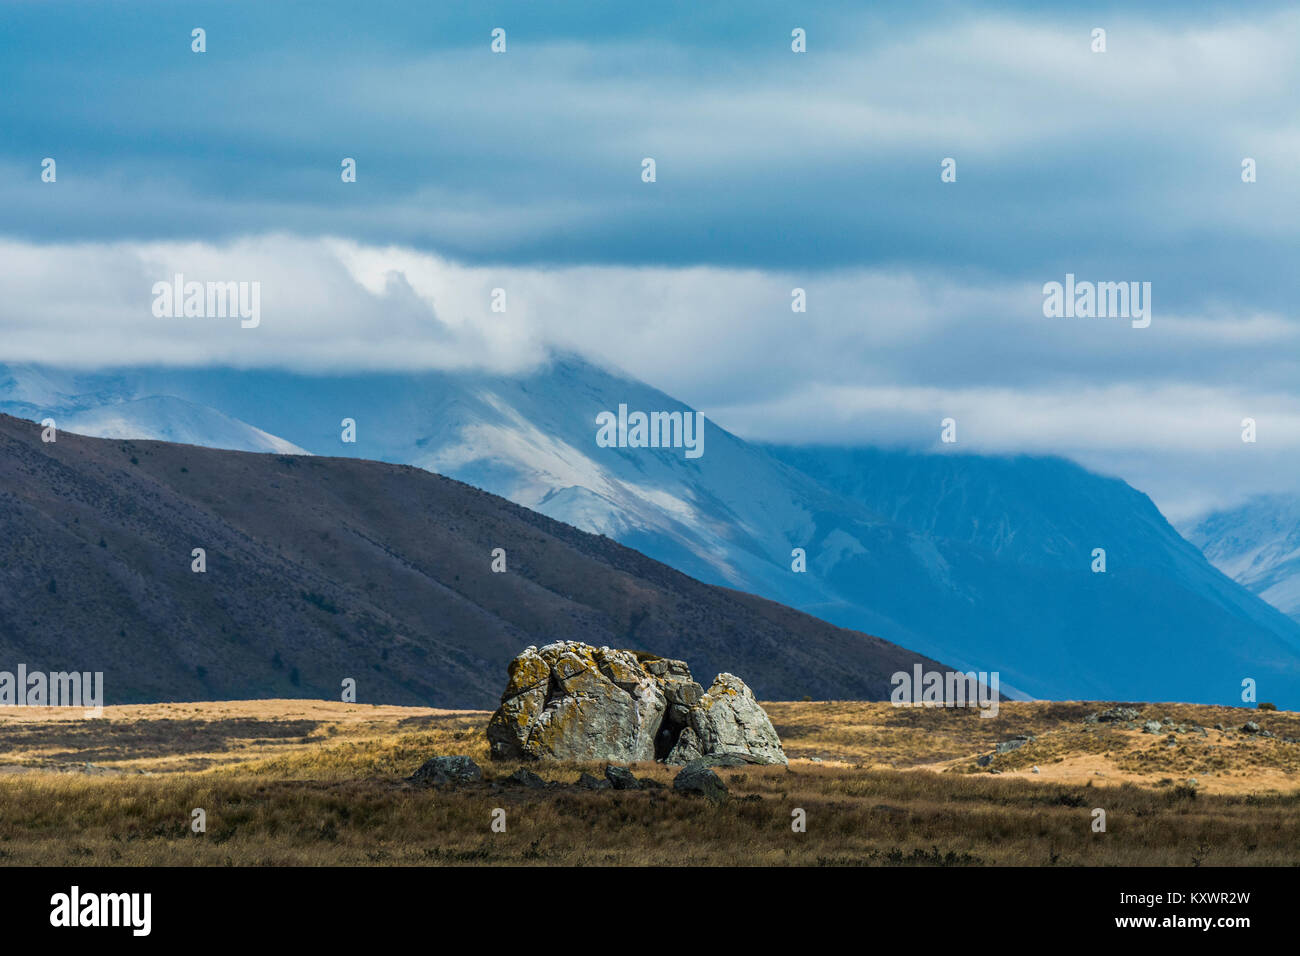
left=1, top=699, right=1297, bottom=866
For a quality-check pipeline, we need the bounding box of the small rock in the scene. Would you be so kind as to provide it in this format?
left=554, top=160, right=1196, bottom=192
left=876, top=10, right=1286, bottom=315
left=504, top=768, right=546, bottom=789
left=995, top=737, right=1030, bottom=754
left=1242, top=721, right=1261, bottom=734
left=1142, top=721, right=1162, bottom=734
left=577, top=772, right=611, bottom=790
left=408, top=755, right=482, bottom=786
left=673, top=765, right=728, bottom=803
left=1031, top=766, right=1040, bottom=774
left=605, top=765, right=641, bottom=790
left=1095, top=706, right=1141, bottom=723
left=976, top=754, right=993, bottom=767
left=682, top=754, right=756, bottom=772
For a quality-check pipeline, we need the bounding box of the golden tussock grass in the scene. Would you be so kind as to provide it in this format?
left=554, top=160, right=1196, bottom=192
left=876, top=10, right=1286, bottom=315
left=0, top=699, right=1296, bottom=866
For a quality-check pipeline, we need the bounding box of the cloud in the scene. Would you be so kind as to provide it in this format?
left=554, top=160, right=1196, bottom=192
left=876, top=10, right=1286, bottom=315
left=2, top=3, right=1298, bottom=518
left=2, top=5, right=1298, bottom=284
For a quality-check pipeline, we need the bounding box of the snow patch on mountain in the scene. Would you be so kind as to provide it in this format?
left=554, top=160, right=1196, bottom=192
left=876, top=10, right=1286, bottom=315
left=1184, top=495, right=1300, bottom=621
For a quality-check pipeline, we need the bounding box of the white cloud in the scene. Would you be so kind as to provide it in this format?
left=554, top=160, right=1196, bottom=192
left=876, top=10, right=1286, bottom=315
left=1, top=233, right=1297, bottom=520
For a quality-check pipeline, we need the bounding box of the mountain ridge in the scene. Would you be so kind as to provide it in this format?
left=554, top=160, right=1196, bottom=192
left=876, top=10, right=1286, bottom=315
left=0, top=412, right=944, bottom=707
left=3, top=358, right=1299, bottom=706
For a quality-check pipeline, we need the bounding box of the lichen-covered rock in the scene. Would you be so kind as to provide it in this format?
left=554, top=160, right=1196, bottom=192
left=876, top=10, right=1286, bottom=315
left=487, top=641, right=667, bottom=762
left=486, top=641, right=787, bottom=765
left=408, top=755, right=482, bottom=786
left=665, top=725, right=704, bottom=764
left=674, top=673, right=787, bottom=766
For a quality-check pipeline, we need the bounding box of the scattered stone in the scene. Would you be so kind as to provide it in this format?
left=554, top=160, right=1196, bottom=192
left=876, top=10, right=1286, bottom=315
left=1031, top=766, right=1040, bottom=774
left=1142, top=721, right=1162, bottom=734
left=995, top=736, right=1031, bottom=754
left=1242, top=721, right=1261, bottom=734
left=486, top=641, right=786, bottom=766
left=408, top=755, right=482, bottom=786
left=976, top=754, right=993, bottom=768
left=605, top=765, right=641, bottom=790
left=672, top=765, right=728, bottom=803
left=1092, top=706, right=1141, bottom=723
left=577, top=772, right=611, bottom=790
left=504, top=768, right=546, bottom=789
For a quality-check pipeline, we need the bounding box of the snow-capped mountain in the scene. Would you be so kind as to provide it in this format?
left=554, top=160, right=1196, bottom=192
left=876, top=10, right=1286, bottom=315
left=1183, top=495, right=1300, bottom=623
left=0, top=368, right=308, bottom=455
left=3, top=358, right=1298, bottom=706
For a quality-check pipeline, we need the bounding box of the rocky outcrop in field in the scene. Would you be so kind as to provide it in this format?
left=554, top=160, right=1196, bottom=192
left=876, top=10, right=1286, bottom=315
left=486, top=641, right=786, bottom=765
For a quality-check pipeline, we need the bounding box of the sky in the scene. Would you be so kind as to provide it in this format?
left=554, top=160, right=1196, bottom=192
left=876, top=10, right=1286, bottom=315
left=1, top=0, right=1298, bottom=520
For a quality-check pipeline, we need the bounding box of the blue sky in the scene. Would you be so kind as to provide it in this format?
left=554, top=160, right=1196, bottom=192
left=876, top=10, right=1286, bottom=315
left=1, top=0, right=1298, bottom=517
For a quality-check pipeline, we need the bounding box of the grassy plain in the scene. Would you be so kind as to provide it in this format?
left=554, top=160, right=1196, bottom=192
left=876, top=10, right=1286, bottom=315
left=1, top=699, right=1296, bottom=866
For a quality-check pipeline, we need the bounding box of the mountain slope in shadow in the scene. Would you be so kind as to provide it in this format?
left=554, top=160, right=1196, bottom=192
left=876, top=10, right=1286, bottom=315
left=0, top=414, right=945, bottom=707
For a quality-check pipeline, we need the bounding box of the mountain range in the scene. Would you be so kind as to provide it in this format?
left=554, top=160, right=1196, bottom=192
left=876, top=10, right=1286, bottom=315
left=0, top=412, right=945, bottom=706
left=2, top=358, right=1298, bottom=707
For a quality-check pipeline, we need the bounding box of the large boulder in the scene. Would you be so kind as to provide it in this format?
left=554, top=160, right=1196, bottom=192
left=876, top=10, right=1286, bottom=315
left=486, top=641, right=787, bottom=766
left=665, top=673, right=788, bottom=766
